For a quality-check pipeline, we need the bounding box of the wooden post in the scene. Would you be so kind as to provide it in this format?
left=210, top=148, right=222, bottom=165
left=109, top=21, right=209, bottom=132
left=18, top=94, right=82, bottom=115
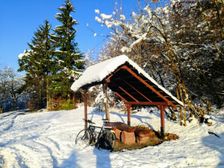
left=160, top=105, right=165, bottom=138
left=103, top=83, right=110, bottom=122
left=126, top=104, right=131, bottom=126
left=83, top=90, right=88, bottom=129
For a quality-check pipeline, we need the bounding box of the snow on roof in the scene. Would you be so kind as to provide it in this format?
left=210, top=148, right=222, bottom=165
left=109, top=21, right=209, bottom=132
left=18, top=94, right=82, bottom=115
left=71, top=55, right=183, bottom=106
left=71, top=55, right=127, bottom=91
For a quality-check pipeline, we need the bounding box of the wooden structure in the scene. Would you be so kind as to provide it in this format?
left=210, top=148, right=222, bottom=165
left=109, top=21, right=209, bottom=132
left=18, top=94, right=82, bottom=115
left=71, top=55, right=183, bottom=137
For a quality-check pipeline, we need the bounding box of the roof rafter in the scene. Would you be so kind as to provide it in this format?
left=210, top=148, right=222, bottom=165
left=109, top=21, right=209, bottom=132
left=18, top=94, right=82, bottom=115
left=127, top=101, right=168, bottom=106
left=120, top=65, right=176, bottom=107
left=122, top=80, right=152, bottom=102
left=118, top=86, right=139, bottom=102
left=114, top=92, right=128, bottom=102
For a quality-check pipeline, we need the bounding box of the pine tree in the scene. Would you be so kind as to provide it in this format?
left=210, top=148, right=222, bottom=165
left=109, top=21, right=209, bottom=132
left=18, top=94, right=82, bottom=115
left=50, top=0, right=84, bottom=100
left=18, top=20, right=53, bottom=110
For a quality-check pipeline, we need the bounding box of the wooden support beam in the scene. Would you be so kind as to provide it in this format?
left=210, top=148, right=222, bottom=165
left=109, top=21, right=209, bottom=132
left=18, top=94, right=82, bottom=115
left=159, top=105, right=165, bottom=138
left=128, top=101, right=168, bottom=106
left=103, top=83, right=110, bottom=122
left=82, top=90, right=88, bottom=129
left=119, top=86, right=139, bottom=102
left=122, top=80, right=152, bottom=102
left=120, top=66, right=176, bottom=108
left=126, top=104, right=132, bottom=126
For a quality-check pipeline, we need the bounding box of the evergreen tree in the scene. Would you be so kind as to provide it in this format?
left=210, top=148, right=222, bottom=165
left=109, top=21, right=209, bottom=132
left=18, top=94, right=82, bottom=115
left=50, top=0, right=84, bottom=99
left=18, top=20, right=53, bottom=110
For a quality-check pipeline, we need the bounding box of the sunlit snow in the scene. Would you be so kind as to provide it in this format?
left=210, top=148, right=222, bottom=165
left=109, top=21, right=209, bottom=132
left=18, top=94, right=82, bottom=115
left=0, top=106, right=223, bottom=167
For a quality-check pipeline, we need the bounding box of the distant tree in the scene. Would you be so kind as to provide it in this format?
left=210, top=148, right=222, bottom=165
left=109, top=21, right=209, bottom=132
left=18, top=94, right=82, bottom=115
left=0, top=67, right=24, bottom=112
left=83, top=50, right=96, bottom=67
left=50, top=0, right=84, bottom=100
left=18, top=20, right=54, bottom=110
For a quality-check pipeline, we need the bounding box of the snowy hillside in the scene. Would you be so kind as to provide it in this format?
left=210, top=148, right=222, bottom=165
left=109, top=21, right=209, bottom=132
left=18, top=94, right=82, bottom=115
left=0, top=106, right=224, bottom=168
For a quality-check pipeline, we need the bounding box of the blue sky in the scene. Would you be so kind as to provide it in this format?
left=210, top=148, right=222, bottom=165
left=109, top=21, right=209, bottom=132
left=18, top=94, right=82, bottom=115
left=0, top=0, right=169, bottom=71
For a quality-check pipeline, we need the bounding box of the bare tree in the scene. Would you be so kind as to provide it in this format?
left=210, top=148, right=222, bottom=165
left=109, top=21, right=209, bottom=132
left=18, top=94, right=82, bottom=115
left=0, top=67, right=24, bottom=112
left=95, top=0, right=224, bottom=123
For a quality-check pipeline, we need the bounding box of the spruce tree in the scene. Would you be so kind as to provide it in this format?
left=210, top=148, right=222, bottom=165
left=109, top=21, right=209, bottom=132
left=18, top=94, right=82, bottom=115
left=50, top=0, right=84, bottom=100
left=18, top=20, right=53, bottom=109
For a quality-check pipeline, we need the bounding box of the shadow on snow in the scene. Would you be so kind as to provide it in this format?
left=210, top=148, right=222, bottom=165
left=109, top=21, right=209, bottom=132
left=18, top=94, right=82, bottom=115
left=202, top=132, right=224, bottom=167
left=60, top=150, right=77, bottom=168
left=93, top=148, right=111, bottom=168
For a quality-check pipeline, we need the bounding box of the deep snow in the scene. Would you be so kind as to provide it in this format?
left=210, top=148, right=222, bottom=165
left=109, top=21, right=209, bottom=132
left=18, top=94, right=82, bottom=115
left=0, top=106, right=223, bottom=168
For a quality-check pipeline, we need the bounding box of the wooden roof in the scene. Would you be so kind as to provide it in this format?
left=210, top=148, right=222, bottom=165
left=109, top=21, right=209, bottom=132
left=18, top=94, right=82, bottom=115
left=71, top=55, right=183, bottom=108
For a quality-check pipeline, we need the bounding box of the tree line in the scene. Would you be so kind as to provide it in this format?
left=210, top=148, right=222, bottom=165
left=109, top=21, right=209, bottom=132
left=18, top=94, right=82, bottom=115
left=1, top=0, right=223, bottom=116
left=17, top=0, right=84, bottom=111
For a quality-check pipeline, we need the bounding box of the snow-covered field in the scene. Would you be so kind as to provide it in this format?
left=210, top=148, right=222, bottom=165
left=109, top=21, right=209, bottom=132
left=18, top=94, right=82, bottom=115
left=0, top=106, right=223, bottom=168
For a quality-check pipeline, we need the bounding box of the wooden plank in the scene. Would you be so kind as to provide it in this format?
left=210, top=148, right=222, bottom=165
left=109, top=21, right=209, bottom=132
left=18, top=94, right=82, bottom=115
left=120, top=66, right=176, bottom=107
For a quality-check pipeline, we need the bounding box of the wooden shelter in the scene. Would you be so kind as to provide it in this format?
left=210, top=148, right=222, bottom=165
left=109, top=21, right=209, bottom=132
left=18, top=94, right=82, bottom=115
left=71, top=55, right=183, bottom=137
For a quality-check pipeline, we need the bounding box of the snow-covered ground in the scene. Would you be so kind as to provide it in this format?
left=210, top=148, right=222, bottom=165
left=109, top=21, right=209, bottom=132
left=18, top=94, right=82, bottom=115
left=0, top=106, right=223, bottom=168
